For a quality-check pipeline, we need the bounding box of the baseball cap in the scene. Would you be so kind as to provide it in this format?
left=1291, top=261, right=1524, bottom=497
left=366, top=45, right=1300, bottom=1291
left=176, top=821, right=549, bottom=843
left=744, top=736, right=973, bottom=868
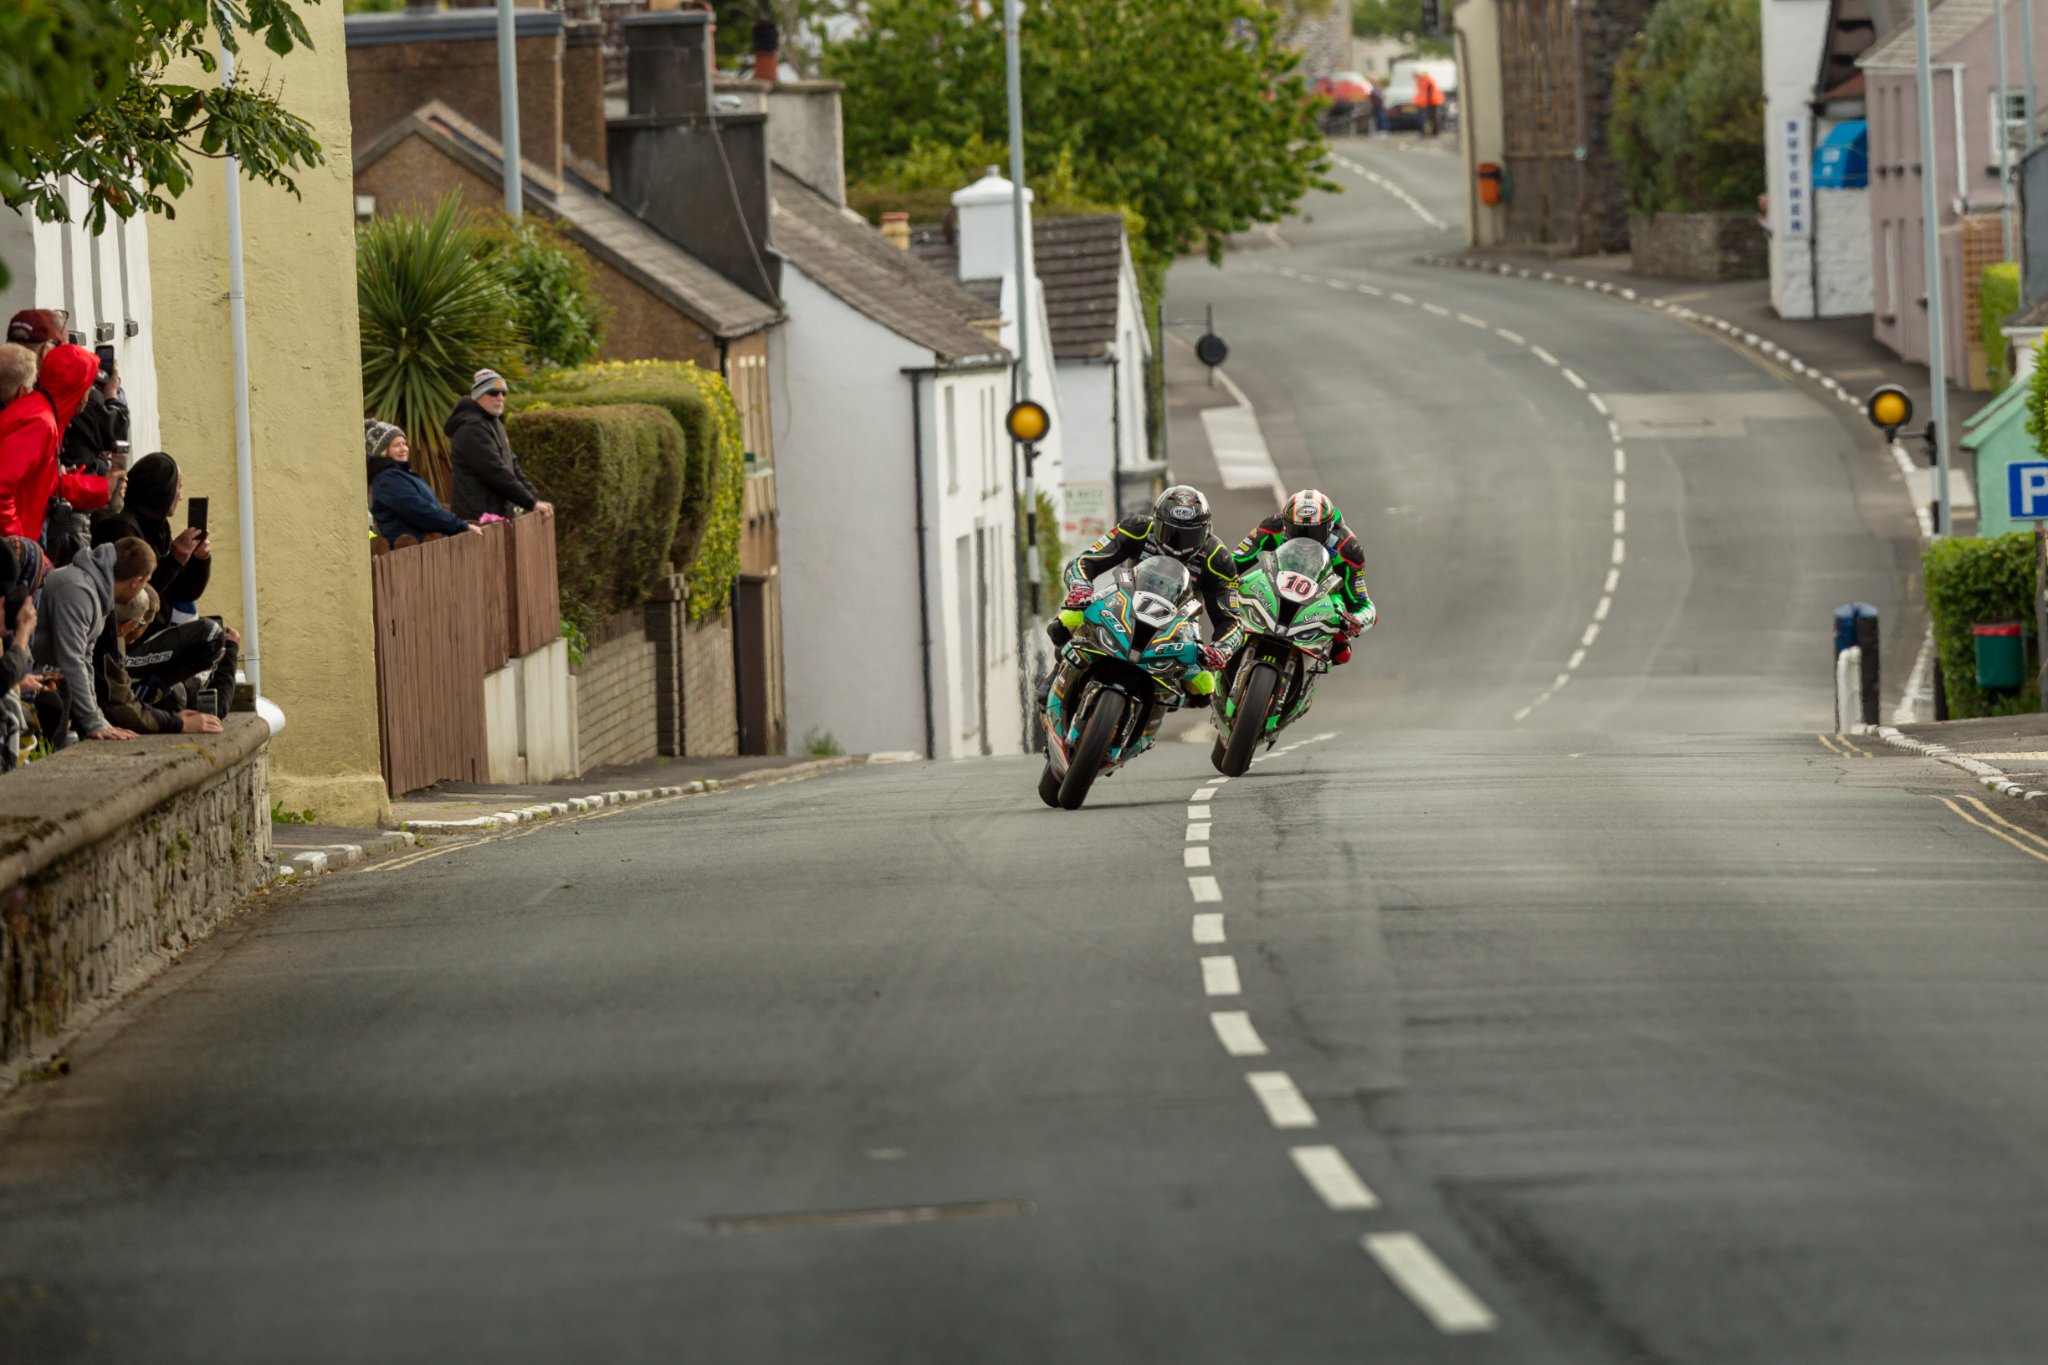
left=6, top=310, right=62, bottom=345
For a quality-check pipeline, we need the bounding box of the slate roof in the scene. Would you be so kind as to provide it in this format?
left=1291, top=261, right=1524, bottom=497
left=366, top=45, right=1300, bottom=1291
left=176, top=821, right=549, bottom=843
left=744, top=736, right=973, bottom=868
left=769, top=168, right=1007, bottom=366
left=910, top=215, right=1132, bottom=361
left=356, top=102, right=782, bottom=340
left=1857, top=0, right=1992, bottom=70
left=2004, top=293, right=2048, bottom=331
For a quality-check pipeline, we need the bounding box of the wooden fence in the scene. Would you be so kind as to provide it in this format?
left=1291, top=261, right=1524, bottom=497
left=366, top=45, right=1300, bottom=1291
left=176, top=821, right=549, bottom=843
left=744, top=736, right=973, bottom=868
left=370, top=519, right=559, bottom=796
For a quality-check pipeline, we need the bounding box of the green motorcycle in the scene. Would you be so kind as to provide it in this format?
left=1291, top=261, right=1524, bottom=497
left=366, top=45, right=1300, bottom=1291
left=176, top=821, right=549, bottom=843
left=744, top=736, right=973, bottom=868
left=1210, top=539, right=1346, bottom=776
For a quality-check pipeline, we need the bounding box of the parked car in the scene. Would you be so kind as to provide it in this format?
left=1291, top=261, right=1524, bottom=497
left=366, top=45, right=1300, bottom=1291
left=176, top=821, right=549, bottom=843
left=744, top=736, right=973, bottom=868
left=1311, top=70, right=1378, bottom=135
left=1383, top=58, right=1458, bottom=132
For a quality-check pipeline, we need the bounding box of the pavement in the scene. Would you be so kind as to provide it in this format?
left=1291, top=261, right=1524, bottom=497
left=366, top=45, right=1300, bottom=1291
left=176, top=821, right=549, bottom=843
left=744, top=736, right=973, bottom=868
left=3, top=136, right=2046, bottom=1364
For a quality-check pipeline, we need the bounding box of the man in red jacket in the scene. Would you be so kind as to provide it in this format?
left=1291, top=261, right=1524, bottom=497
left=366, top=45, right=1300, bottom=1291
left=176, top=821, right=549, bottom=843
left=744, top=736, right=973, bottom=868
left=0, top=343, right=114, bottom=542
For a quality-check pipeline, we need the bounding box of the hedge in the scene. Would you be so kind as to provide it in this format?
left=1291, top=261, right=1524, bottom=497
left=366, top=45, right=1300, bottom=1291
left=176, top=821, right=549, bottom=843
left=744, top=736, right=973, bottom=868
left=518, top=361, right=746, bottom=622
left=1981, top=262, right=2020, bottom=391
left=503, top=403, right=687, bottom=629
left=1609, top=0, right=1765, bottom=215
left=1923, top=532, right=2041, bottom=718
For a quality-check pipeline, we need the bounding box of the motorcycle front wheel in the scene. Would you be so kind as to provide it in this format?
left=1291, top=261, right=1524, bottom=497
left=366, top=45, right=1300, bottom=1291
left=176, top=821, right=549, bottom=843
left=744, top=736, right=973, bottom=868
left=1221, top=663, right=1280, bottom=777
left=1057, top=689, right=1128, bottom=810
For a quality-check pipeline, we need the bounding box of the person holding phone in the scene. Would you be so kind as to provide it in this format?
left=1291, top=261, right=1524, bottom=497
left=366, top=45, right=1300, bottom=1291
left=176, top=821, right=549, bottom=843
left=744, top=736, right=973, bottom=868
left=91, top=451, right=209, bottom=631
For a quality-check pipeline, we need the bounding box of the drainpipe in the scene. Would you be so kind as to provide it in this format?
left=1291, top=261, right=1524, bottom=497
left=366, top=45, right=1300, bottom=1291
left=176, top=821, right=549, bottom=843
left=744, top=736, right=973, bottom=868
left=1570, top=0, right=1590, bottom=254
left=907, top=372, right=937, bottom=761
left=221, top=44, right=261, bottom=698
left=1108, top=354, right=1122, bottom=520
left=498, top=0, right=522, bottom=219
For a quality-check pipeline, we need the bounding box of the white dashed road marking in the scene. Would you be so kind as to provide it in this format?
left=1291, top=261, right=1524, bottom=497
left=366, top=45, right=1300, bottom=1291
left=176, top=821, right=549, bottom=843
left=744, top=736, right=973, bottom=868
left=1189, top=875, right=1223, bottom=903
left=1192, top=788, right=1216, bottom=802
left=1290, top=1146, right=1380, bottom=1210
left=1191, top=911, right=1225, bottom=943
left=1184, top=846, right=1212, bottom=868
left=1186, top=822, right=1210, bottom=841
left=1363, top=1234, right=1499, bottom=1335
left=1247, top=1072, right=1318, bottom=1129
left=1201, top=955, right=1242, bottom=996
left=1210, top=1011, right=1269, bottom=1057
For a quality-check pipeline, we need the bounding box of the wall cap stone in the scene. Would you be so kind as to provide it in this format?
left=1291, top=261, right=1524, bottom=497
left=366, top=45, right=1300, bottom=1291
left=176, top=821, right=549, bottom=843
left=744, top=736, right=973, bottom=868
left=0, top=716, right=270, bottom=888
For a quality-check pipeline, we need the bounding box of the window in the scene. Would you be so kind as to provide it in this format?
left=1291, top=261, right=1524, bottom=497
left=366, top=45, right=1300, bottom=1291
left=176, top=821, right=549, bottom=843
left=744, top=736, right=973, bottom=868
left=945, top=387, right=959, bottom=492
left=1991, top=90, right=2029, bottom=163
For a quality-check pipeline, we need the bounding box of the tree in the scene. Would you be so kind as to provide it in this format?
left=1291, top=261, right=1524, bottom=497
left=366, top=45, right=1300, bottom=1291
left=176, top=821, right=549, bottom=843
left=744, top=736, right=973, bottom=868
left=824, top=0, right=1332, bottom=271
left=1351, top=0, right=1451, bottom=56
left=475, top=216, right=612, bottom=373
left=1609, top=0, right=1764, bottom=216
left=0, top=0, right=326, bottom=289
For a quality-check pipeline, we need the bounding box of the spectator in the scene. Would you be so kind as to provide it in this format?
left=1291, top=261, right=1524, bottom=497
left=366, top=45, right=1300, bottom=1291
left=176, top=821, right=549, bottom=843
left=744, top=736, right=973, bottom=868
left=0, top=342, right=116, bottom=547
left=50, top=350, right=126, bottom=565
left=367, top=419, right=479, bottom=541
left=446, top=369, right=552, bottom=522
left=1415, top=70, right=1444, bottom=138
left=5, top=309, right=63, bottom=362
left=0, top=536, right=42, bottom=770
left=33, top=535, right=155, bottom=743
left=0, top=343, right=36, bottom=405
left=97, top=586, right=223, bottom=736
left=1368, top=84, right=1388, bottom=137
left=92, top=451, right=209, bottom=630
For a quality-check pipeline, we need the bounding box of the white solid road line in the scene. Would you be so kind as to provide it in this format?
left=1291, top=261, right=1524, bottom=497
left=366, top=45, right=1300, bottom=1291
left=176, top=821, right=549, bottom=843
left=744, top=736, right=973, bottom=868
left=1192, top=912, right=1225, bottom=943
left=1187, top=822, right=1210, bottom=841
left=1290, top=1146, right=1380, bottom=1210
left=1210, top=1011, right=1268, bottom=1057
left=1363, top=1233, right=1499, bottom=1335
left=1189, top=875, right=1223, bottom=903
left=1246, top=1072, right=1318, bottom=1128
left=1201, top=955, right=1242, bottom=996
left=1184, top=846, right=1212, bottom=869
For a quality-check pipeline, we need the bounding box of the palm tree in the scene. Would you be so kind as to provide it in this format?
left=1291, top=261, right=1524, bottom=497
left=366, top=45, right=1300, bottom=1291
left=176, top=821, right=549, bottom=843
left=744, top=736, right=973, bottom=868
left=357, top=194, right=524, bottom=497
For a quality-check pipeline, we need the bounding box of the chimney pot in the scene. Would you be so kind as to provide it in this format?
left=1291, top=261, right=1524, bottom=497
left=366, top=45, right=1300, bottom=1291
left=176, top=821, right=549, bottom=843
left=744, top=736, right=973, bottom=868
left=752, top=20, right=780, bottom=82
left=880, top=212, right=911, bottom=250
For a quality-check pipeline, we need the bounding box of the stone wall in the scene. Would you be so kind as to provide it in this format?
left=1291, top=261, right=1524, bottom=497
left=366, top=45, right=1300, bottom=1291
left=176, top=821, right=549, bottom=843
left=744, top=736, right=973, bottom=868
left=1629, top=211, right=1769, bottom=283
left=573, top=609, right=661, bottom=773
left=1, top=719, right=272, bottom=1070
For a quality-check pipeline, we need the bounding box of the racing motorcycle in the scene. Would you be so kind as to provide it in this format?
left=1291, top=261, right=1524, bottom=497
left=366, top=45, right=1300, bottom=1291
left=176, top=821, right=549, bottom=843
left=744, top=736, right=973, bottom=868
left=1210, top=538, right=1346, bottom=776
left=1038, top=555, right=1208, bottom=810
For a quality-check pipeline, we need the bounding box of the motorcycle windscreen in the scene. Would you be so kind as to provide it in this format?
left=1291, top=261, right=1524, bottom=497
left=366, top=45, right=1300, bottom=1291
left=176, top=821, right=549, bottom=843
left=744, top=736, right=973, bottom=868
left=1130, top=555, right=1192, bottom=626
left=1273, top=539, right=1330, bottom=603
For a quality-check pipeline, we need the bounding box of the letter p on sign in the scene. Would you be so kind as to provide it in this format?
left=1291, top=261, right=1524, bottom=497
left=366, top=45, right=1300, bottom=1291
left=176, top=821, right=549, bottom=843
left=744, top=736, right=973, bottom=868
left=2011, top=462, right=2048, bottom=521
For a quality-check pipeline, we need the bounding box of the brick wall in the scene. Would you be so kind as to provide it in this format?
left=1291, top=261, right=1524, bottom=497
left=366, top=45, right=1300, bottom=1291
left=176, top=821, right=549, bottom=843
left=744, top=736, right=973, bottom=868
left=682, top=613, right=739, bottom=757
left=347, top=29, right=563, bottom=183
left=1629, top=211, right=1769, bottom=282
left=573, top=609, right=660, bottom=772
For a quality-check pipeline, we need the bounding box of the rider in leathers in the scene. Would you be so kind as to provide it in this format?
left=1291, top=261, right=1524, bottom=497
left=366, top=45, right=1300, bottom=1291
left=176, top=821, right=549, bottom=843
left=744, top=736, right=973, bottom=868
left=1050, top=485, right=1244, bottom=706
left=1232, top=488, right=1376, bottom=664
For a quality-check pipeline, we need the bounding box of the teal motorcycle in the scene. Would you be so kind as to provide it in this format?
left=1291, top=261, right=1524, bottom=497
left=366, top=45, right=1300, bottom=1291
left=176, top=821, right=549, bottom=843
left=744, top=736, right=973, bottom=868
left=1038, top=555, right=1207, bottom=810
left=1210, top=538, right=1346, bottom=776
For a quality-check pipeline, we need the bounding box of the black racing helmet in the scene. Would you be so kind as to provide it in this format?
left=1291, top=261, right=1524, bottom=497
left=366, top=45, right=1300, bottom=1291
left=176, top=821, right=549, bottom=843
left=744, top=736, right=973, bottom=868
left=1281, top=488, right=1336, bottom=542
left=1149, top=485, right=1213, bottom=560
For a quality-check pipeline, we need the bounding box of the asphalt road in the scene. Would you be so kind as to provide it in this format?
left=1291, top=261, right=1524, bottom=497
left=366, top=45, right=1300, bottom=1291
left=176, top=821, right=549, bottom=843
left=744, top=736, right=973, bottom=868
left=5, top=138, right=2047, bottom=1364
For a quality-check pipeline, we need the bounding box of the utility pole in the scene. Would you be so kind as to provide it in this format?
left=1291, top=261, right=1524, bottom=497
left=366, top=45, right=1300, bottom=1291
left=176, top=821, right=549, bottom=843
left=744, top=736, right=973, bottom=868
left=498, top=0, right=523, bottom=219
left=221, top=44, right=261, bottom=696
left=1996, top=0, right=2016, bottom=268
left=2025, top=0, right=2040, bottom=156
left=1913, top=0, right=1952, bottom=536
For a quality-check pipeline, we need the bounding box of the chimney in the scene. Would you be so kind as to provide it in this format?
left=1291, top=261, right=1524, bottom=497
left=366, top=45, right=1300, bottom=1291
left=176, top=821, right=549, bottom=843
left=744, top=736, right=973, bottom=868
left=951, top=167, right=1033, bottom=285
left=609, top=11, right=780, bottom=303
left=880, top=212, right=910, bottom=250
left=764, top=81, right=846, bottom=205
left=752, top=20, right=780, bottom=83
left=563, top=17, right=609, bottom=187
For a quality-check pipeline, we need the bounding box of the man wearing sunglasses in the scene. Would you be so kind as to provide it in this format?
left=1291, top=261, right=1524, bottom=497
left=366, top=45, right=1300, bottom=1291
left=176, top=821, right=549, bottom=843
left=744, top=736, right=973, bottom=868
left=445, top=369, right=552, bottom=523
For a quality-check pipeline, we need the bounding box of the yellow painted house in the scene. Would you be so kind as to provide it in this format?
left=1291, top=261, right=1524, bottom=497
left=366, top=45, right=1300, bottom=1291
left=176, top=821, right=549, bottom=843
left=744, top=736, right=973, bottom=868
left=149, top=1, right=386, bottom=825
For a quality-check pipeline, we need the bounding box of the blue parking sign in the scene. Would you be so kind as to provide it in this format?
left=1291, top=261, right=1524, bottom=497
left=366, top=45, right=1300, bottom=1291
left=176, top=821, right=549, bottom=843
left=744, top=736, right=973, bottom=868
left=2010, top=461, right=2048, bottom=521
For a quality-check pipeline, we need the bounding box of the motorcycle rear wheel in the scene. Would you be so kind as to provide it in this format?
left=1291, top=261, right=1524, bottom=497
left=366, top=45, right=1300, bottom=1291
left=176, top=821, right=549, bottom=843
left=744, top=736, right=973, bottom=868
left=1208, top=736, right=1227, bottom=774
left=1037, top=762, right=1063, bottom=808
left=1057, top=690, right=1127, bottom=810
left=1221, top=663, right=1280, bottom=777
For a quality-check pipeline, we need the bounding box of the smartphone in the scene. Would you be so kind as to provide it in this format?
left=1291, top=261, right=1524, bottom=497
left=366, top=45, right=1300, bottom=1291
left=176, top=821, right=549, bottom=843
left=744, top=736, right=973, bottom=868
left=188, top=496, right=209, bottom=537
left=94, top=343, right=115, bottom=379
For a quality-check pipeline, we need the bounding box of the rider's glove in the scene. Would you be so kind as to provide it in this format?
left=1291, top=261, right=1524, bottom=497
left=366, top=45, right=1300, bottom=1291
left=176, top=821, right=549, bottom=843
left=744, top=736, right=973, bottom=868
left=1063, top=584, right=1094, bottom=609
left=1199, top=642, right=1231, bottom=671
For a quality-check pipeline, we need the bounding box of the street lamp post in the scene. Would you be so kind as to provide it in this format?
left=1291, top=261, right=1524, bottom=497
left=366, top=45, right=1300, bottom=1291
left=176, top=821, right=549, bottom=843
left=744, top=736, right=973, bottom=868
left=1911, top=0, right=1952, bottom=537
left=499, top=0, right=523, bottom=219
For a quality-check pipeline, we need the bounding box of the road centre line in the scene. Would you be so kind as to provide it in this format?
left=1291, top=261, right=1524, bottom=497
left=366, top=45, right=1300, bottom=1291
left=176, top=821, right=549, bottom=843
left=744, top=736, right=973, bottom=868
left=1614, top=478, right=1627, bottom=505
left=1422, top=302, right=1451, bottom=317
left=1529, top=345, right=1559, bottom=366
left=1187, top=805, right=1210, bottom=820
left=1457, top=312, right=1489, bottom=329
left=1358, top=282, right=1385, bottom=296
left=1192, top=912, right=1226, bottom=943
left=1247, top=1072, right=1318, bottom=1128
left=1187, top=822, right=1211, bottom=841
left=1291, top=1146, right=1380, bottom=1210
left=1185, top=846, right=1213, bottom=868
left=1588, top=393, right=1609, bottom=415
left=1363, top=1234, right=1499, bottom=1335
left=1494, top=327, right=1525, bottom=344
left=1594, top=595, right=1612, bottom=621
left=1615, top=447, right=1626, bottom=474
left=1581, top=623, right=1600, bottom=648
left=1189, top=875, right=1224, bottom=902
left=1613, top=509, right=1626, bottom=535
left=1201, top=955, right=1242, bottom=996
left=1563, top=368, right=1588, bottom=389
left=1391, top=291, right=1416, bottom=305
left=1211, top=1011, right=1269, bottom=1057
left=1193, top=788, right=1216, bottom=802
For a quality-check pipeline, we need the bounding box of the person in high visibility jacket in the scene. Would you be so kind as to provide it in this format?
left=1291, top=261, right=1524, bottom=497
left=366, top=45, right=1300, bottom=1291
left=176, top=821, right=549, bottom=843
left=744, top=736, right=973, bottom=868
left=1414, top=70, right=1444, bottom=138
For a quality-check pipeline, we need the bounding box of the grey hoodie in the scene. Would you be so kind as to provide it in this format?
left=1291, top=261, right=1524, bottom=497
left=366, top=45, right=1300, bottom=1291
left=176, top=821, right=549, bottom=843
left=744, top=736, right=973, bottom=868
left=33, top=541, right=117, bottom=736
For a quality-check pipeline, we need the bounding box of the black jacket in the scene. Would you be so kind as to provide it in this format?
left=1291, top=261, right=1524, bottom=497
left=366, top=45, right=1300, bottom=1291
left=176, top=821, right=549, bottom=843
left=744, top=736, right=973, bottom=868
left=94, top=624, right=180, bottom=735
left=90, top=453, right=208, bottom=630
left=1064, top=513, right=1245, bottom=647
left=445, top=399, right=539, bottom=521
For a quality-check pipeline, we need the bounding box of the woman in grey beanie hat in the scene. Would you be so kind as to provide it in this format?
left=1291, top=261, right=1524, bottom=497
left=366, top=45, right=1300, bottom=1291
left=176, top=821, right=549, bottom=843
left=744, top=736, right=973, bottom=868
left=366, top=419, right=475, bottom=541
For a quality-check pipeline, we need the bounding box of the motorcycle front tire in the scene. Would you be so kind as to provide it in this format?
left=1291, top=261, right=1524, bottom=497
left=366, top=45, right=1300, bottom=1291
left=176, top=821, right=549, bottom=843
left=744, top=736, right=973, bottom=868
left=1221, top=663, right=1280, bottom=777
left=1058, top=690, right=1128, bottom=810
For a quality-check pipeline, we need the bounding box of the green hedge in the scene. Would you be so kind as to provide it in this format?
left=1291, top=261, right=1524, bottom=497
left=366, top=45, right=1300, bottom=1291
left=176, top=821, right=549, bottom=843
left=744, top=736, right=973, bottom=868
left=1981, top=262, right=2020, bottom=391
left=504, top=403, right=686, bottom=628
left=1923, top=532, right=2041, bottom=717
left=1609, top=0, right=1765, bottom=214
left=517, top=361, right=746, bottom=622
